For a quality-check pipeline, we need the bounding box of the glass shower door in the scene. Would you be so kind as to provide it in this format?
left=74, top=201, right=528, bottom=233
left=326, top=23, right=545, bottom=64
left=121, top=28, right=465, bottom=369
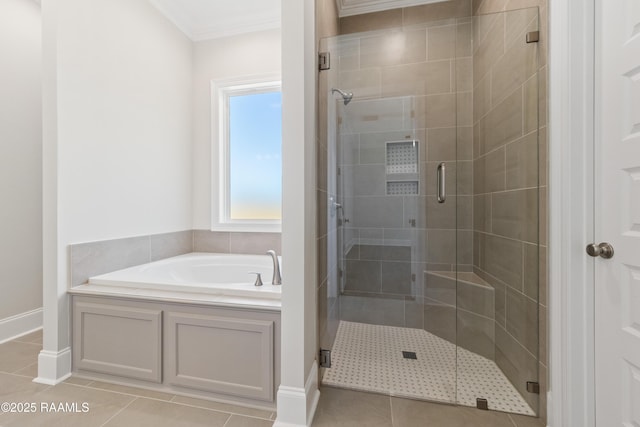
left=318, top=6, right=542, bottom=419
left=457, top=7, right=541, bottom=416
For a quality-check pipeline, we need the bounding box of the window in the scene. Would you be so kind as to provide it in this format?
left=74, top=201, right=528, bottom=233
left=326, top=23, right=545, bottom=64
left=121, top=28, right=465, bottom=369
left=212, top=75, right=282, bottom=232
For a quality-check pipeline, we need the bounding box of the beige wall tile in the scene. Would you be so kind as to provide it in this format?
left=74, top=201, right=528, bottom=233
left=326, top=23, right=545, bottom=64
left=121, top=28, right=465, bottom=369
left=505, top=7, right=538, bottom=46
left=339, top=294, right=405, bottom=327
left=474, top=194, right=492, bottom=232
left=492, top=188, right=538, bottom=243
left=457, top=22, right=473, bottom=57
left=491, top=35, right=537, bottom=106
left=316, top=0, right=339, bottom=41
left=403, top=0, right=472, bottom=26
left=481, top=88, right=523, bottom=154
left=337, top=38, right=360, bottom=71
left=456, top=57, right=473, bottom=92
left=473, top=74, right=491, bottom=123
left=340, top=9, right=403, bottom=35
left=523, top=74, right=539, bottom=134
left=339, top=68, right=382, bottom=99
left=427, top=127, right=457, bottom=161
left=381, top=60, right=451, bottom=97
left=495, top=324, right=539, bottom=411
left=414, top=93, right=456, bottom=129
left=482, top=233, right=522, bottom=289
left=192, top=231, right=232, bottom=253
left=476, top=0, right=509, bottom=14
left=506, top=131, right=538, bottom=190
left=538, top=66, right=547, bottom=127
left=428, top=25, right=456, bottom=60
left=360, top=29, right=427, bottom=68
left=458, top=309, right=496, bottom=359
left=474, top=148, right=506, bottom=194
left=457, top=91, right=473, bottom=126
left=473, top=14, right=505, bottom=86
left=506, top=287, right=538, bottom=355
left=229, top=232, right=281, bottom=255
left=458, top=126, right=474, bottom=160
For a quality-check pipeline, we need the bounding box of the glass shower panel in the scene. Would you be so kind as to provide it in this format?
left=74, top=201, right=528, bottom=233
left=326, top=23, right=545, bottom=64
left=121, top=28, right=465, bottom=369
left=460, top=7, right=540, bottom=416
left=319, top=19, right=461, bottom=406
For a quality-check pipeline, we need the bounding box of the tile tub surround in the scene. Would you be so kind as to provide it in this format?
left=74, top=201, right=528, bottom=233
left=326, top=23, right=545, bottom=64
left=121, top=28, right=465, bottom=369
left=69, top=230, right=281, bottom=286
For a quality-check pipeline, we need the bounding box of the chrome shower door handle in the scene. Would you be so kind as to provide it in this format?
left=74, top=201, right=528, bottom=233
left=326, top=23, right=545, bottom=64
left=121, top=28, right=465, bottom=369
left=437, top=162, right=446, bottom=203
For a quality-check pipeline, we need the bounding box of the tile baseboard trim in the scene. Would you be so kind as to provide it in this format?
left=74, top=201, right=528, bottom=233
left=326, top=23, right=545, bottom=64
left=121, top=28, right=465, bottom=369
left=274, top=361, right=320, bottom=427
left=34, top=347, right=72, bottom=385
left=0, top=308, right=42, bottom=345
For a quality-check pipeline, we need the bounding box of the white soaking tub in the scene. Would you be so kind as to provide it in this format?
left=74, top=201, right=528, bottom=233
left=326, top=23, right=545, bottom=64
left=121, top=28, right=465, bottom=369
left=87, top=252, right=282, bottom=300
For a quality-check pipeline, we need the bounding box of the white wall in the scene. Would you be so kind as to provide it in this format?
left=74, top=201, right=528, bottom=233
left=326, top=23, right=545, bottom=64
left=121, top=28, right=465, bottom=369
left=40, top=0, right=193, bottom=382
left=0, top=0, right=43, bottom=337
left=275, top=1, right=319, bottom=426
left=192, top=29, right=282, bottom=229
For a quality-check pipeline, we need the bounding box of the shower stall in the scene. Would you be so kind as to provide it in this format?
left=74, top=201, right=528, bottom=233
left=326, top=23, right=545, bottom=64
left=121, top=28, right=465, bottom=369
left=318, top=6, right=542, bottom=418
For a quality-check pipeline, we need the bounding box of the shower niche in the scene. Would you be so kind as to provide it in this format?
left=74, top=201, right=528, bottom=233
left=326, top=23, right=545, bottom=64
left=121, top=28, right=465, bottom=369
left=318, top=5, right=543, bottom=421
left=385, top=140, right=419, bottom=196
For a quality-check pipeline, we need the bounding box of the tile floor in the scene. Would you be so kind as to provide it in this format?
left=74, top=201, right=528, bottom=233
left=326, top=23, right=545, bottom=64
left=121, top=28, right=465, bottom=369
left=0, top=330, right=544, bottom=427
left=323, top=321, right=535, bottom=415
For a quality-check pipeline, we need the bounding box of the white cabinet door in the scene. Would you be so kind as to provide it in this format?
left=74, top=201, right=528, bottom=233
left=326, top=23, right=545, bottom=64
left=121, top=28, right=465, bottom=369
left=595, top=1, right=640, bottom=425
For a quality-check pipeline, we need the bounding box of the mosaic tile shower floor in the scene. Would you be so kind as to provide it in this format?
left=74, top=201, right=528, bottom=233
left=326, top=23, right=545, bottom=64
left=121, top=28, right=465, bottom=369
left=322, top=321, right=535, bottom=416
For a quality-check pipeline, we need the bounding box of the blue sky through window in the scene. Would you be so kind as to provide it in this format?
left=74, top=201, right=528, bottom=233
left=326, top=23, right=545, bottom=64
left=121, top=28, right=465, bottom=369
left=228, top=91, right=282, bottom=220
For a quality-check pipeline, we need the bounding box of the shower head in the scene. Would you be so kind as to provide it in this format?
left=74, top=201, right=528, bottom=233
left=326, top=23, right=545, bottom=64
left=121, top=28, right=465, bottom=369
left=331, top=88, right=354, bottom=105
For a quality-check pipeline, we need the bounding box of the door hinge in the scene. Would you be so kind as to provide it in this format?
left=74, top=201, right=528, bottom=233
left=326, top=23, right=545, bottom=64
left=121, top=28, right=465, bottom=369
left=476, top=398, right=488, bottom=410
left=319, top=349, right=332, bottom=368
left=319, top=52, right=330, bottom=71
left=526, top=381, right=540, bottom=394
left=526, top=31, right=540, bottom=43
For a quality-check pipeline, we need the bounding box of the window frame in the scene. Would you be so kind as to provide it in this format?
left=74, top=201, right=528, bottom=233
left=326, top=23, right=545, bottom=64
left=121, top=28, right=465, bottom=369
left=211, top=74, right=282, bottom=232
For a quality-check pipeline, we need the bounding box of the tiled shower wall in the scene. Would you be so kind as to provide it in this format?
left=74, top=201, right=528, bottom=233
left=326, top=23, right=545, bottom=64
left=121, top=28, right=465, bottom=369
left=472, top=0, right=548, bottom=420
left=317, top=0, right=548, bottom=421
left=336, top=0, right=473, bottom=332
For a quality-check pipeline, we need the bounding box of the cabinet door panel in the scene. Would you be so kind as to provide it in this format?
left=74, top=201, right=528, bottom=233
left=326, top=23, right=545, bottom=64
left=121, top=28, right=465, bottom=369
left=165, top=312, right=274, bottom=401
left=73, top=301, right=162, bottom=383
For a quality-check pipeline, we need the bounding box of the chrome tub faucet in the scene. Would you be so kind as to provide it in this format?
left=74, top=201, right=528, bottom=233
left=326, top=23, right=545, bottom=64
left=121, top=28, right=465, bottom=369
left=266, top=250, right=282, bottom=285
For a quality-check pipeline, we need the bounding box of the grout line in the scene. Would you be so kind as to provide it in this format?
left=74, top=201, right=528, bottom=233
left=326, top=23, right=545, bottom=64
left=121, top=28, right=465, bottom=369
left=389, top=395, right=395, bottom=427
left=221, top=413, right=234, bottom=427
left=507, top=413, right=519, bottom=427
left=99, top=396, right=138, bottom=427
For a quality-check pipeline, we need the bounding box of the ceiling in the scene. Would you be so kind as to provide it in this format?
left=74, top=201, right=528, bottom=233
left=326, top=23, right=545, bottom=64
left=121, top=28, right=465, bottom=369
left=149, top=0, right=446, bottom=41
left=149, top=0, right=281, bottom=41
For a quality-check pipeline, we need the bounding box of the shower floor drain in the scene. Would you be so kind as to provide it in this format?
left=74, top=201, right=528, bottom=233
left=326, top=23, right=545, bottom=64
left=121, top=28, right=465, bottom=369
left=402, top=351, right=417, bottom=359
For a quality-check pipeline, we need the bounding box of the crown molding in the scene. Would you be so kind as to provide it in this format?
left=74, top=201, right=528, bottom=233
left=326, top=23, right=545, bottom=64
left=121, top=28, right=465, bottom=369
left=336, top=0, right=446, bottom=17
left=191, top=16, right=281, bottom=41
left=149, top=0, right=280, bottom=42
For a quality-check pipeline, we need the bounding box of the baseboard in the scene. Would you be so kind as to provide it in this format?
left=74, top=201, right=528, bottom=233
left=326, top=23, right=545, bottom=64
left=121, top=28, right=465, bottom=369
left=0, top=308, right=42, bottom=345
left=274, top=361, right=320, bottom=427
left=34, top=347, right=72, bottom=385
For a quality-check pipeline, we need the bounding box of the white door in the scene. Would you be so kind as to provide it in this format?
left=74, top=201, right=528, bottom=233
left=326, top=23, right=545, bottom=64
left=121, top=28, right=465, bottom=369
left=595, top=0, right=640, bottom=425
